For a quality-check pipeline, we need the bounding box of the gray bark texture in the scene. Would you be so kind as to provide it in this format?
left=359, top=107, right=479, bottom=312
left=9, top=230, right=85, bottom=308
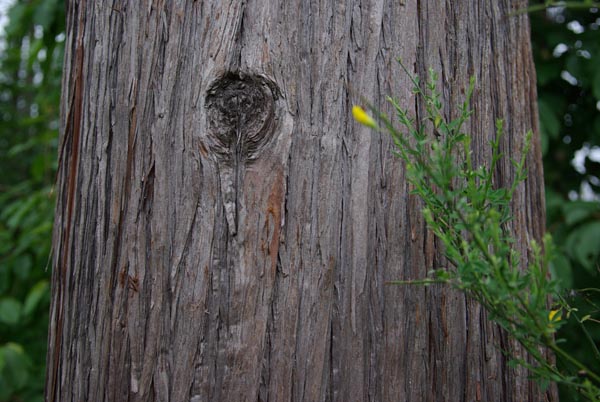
left=47, top=1, right=555, bottom=401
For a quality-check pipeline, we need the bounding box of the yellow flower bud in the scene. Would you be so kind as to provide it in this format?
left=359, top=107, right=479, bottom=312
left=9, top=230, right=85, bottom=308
left=352, top=105, right=378, bottom=129
left=549, top=309, right=562, bottom=322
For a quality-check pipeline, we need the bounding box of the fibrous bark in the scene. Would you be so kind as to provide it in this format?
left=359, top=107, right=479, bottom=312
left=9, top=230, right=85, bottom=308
left=47, top=1, right=554, bottom=401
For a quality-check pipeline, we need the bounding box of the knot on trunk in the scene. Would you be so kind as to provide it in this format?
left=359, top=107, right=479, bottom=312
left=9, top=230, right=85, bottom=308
left=205, top=73, right=278, bottom=162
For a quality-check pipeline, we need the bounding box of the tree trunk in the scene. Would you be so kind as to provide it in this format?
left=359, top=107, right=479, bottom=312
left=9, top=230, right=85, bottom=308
left=47, top=1, right=555, bottom=401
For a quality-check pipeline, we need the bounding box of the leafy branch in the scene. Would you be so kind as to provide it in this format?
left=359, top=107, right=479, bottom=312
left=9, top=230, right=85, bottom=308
left=353, top=61, right=600, bottom=400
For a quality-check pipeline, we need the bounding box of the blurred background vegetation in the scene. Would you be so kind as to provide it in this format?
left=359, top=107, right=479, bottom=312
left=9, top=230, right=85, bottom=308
left=530, top=3, right=600, bottom=400
left=0, top=1, right=598, bottom=401
left=0, top=0, right=63, bottom=400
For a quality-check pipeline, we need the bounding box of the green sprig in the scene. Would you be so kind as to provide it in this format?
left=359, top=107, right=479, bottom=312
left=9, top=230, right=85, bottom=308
left=369, top=60, right=600, bottom=400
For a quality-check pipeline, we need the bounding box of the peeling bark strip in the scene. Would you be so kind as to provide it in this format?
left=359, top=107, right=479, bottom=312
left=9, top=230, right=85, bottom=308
left=47, top=1, right=555, bottom=402
left=46, top=1, right=86, bottom=401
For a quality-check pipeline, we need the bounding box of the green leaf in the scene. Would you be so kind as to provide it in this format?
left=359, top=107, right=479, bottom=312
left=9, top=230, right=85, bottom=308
left=538, top=98, right=561, bottom=141
left=4, top=196, right=37, bottom=229
left=0, top=265, right=10, bottom=295
left=23, top=280, right=49, bottom=316
left=562, top=201, right=600, bottom=226
left=0, top=343, right=31, bottom=391
left=0, top=298, right=22, bottom=326
left=545, top=188, right=564, bottom=215
left=4, top=4, right=27, bottom=37
left=566, top=54, right=586, bottom=85
left=12, top=254, right=33, bottom=280
left=565, top=222, right=600, bottom=272
left=550, top=252, right=573, bottom=290
left=33, top=0, right=59, bottom=30
left=593, top=64, right=600, bottom=101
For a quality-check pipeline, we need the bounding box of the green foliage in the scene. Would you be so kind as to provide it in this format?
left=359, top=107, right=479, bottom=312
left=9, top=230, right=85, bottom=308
left=357, top=62, right=600, bottom=399
left=0, top=0, right=64, bottom=400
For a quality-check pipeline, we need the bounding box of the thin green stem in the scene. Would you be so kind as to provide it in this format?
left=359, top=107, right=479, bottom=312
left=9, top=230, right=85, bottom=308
left=575, top=288, right=600, bottom=295
left=572, top=310, right=600, bottom=362
left=386, top=278, right=448, bottom=286
left=549, top=343, right=600, bottom=385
